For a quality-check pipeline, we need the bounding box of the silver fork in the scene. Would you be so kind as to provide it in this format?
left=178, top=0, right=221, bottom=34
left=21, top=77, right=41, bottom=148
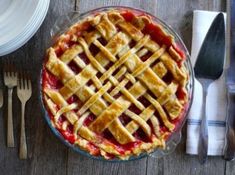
left=3, top=61, right=17, bottom=147
left=17, top=71, right=32, bottom=159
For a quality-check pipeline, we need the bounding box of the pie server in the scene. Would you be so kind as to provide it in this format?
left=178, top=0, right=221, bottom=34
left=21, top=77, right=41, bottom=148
left=224, top=0, right=235, bottom=161
left=194, top=13, right=225, bottom=164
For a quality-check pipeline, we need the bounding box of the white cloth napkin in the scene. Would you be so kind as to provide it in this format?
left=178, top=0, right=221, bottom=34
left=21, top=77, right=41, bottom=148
left=186, top=10, right=227, bottom=155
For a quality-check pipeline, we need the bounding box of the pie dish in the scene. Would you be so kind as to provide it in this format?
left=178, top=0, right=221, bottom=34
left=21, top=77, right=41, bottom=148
left=41, top=7, right=193, bottom=160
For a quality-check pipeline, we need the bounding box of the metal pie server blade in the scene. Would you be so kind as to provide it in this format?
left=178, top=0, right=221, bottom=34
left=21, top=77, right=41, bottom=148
left=194, top=13, right=225, bottom=164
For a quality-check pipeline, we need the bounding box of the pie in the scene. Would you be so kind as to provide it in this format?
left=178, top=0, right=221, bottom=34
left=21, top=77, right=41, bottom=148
left=41, top=8, right=189, bottom=160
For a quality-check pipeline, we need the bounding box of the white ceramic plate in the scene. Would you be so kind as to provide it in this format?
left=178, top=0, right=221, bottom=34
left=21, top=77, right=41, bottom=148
left=0, top=0, right=50, bottom=56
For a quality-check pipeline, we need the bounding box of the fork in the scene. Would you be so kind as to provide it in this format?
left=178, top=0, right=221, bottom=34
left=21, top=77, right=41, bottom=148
left=17, top=71, right=32, bottom=159
left=3, top=61, right=17, bottom=147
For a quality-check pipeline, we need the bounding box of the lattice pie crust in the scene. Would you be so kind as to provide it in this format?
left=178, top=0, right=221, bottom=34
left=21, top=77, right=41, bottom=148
left=42, top=9, right=189, bottom=160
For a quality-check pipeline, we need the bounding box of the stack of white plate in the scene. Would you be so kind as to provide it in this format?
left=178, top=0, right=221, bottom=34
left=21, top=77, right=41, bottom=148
left=0, top=0, right=50, bottom=56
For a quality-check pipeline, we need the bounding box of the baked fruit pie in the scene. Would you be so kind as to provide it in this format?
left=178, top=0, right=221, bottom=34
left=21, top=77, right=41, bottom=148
left=41, top=8, right=190, bottom=160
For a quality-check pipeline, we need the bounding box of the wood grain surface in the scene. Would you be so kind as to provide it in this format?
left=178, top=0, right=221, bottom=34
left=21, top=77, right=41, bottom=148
left=0, top=0, right=231, bottom=175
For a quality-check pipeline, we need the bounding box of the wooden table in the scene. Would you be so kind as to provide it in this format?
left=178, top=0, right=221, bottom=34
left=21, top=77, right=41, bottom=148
left=0, top=0, right=233, bottom=175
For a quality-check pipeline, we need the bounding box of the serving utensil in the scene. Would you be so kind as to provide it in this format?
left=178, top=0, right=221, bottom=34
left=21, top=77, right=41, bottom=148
left=17, top=71, right=32, bottom=159
left=3, top=61, right=17, bottom=147
left=224, top=0, right=235, bottom=161
left=194, top=13, right=225, bottom=164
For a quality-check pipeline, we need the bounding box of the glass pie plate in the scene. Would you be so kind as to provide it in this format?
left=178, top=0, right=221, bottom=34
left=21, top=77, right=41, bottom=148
left=39, top=6, right=194, bottom=162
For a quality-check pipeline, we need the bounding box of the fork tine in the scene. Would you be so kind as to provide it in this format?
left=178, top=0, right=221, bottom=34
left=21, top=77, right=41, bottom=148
left=13, top=70, right=17, bottom=77
left=13, top=63, right=17, bottom=76
left=9, top=60, right=13, bottom=77
left=26, top=73, right=30, bottom=89
left=20, top=72, right=23, bottom=89
left=7, top=61, right=11, bottom=76
left=18, top=70, right=22, bottom=89
left=4, top=59, right=17, bottom=77
left=14, top=65, right=18, bottom=77
left=23, top=71, right=28, bottom=89
left=22, top=71, right=25, bottom=89
left=10, top=60, right=17, bottom=77
left=4, top=70, right=7, bottom=77
left=28, top=78, right=32, bottom=90
left=25, top=70, right=32, bottom=90
left=23, top=71, right=26, bottom=88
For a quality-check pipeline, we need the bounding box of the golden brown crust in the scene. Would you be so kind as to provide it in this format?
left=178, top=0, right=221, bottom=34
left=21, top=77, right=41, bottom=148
left=42, top=9, right=189, bottom=159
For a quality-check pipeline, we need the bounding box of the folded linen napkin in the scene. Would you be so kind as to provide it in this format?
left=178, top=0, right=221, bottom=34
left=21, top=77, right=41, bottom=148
left=186, top=10, right=227, bottom=155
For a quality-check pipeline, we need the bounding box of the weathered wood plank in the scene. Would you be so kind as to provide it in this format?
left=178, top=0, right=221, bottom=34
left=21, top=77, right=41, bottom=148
left=226, top=161, right=235, bottom=175
left=225, top=1, right=235, bottom=174
left=67, top=153, right=148, bottom=175
left=0, top=0, right=75, bottom=175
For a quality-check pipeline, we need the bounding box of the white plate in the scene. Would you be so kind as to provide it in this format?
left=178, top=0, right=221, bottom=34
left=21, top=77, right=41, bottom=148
left=0, top=0, right=40, bottom=45
left=0, top=0, right=12, bottom=16
left=0, top=0, right=50, bottom=56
